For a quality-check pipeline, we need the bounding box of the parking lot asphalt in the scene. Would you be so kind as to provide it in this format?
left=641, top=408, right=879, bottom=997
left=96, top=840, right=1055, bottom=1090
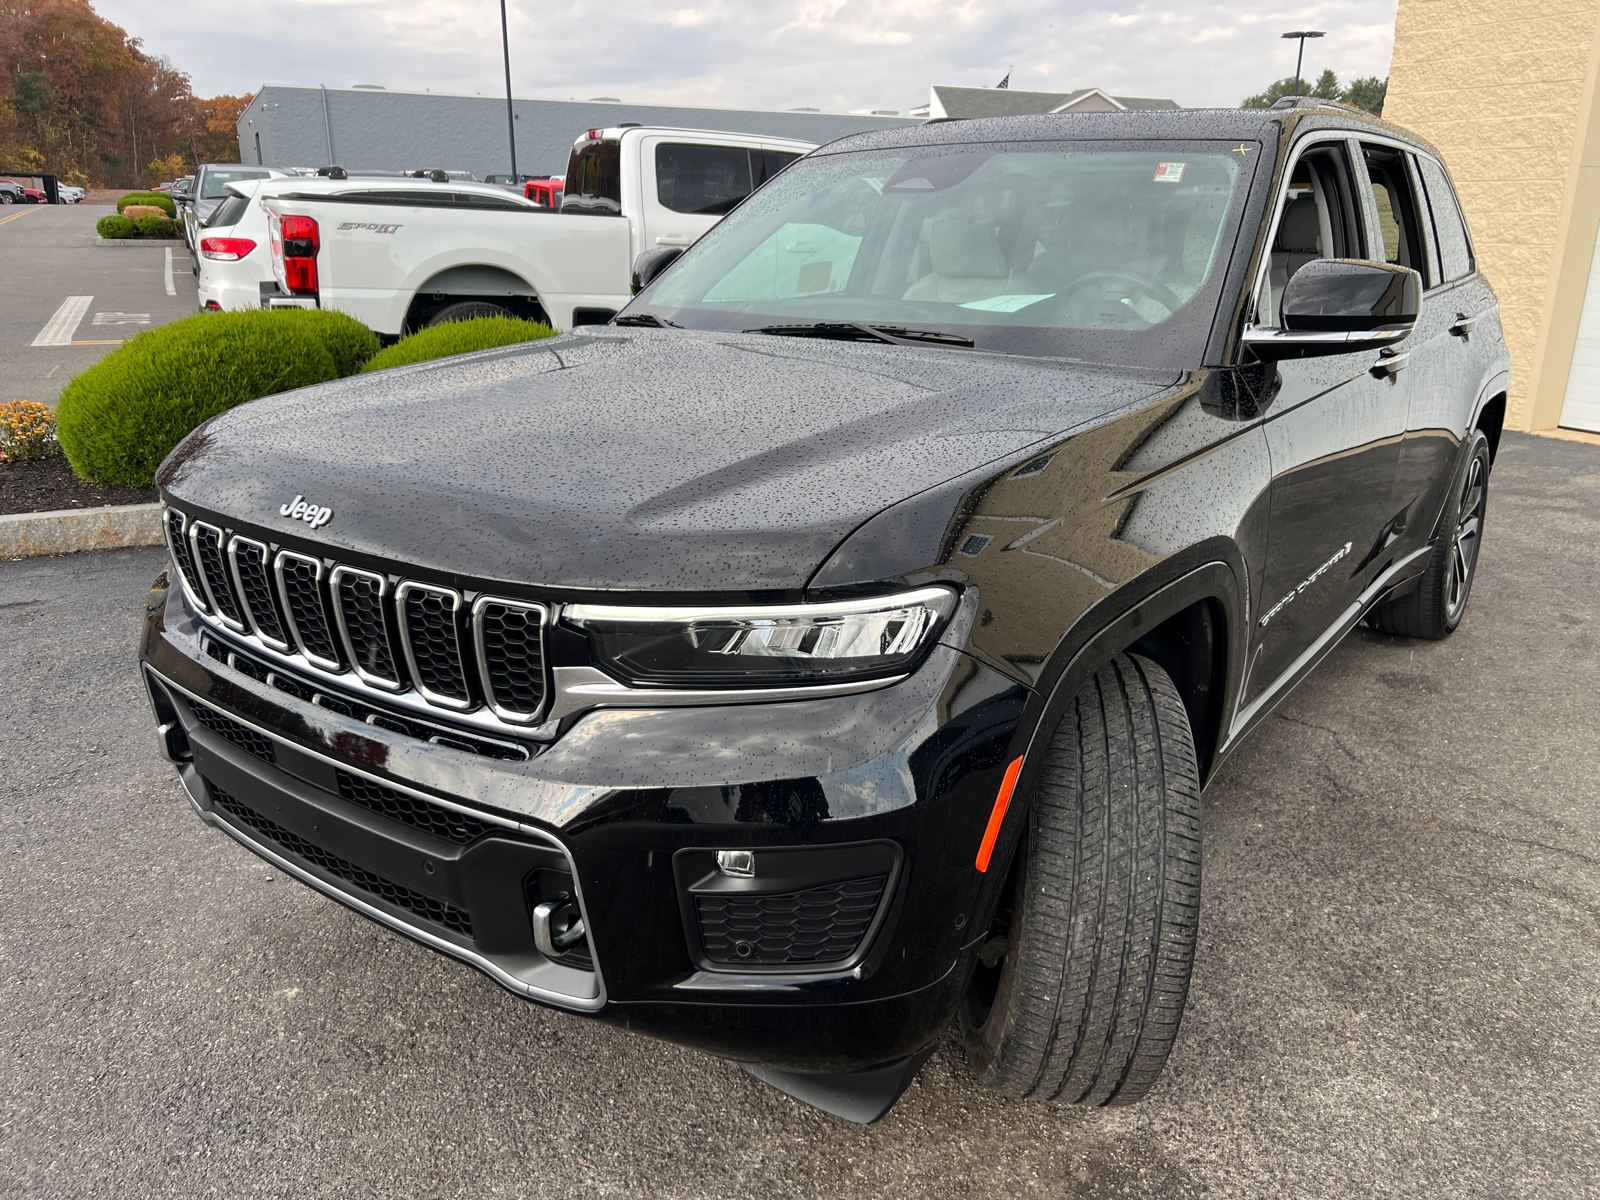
left=1, top=432, right=1596, bottom=1200
left=1, top=203, right=198, bottom=406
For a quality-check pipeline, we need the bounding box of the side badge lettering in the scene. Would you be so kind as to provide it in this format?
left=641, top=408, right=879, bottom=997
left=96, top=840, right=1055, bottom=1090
left=279, top=494, right=334, bottom=530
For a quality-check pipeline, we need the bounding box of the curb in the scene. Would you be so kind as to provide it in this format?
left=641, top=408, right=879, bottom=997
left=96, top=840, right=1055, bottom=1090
left=95, top=237, right=183, bottom=248
left=0, top=502, right=164, bottom=558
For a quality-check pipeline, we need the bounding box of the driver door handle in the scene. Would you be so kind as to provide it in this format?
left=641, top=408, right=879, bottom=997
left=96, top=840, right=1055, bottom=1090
left=654, top=235, right=693, bottom=246
left=1371, top=349, right=1410, bottom=377
left=1450, top=312, right=1481, bottom=338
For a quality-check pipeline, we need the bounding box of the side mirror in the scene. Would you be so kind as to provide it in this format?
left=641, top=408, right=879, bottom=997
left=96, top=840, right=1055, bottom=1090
left=1243, top=259, right=1421, bottom=360
left=632, top=247, right=683, bottom=294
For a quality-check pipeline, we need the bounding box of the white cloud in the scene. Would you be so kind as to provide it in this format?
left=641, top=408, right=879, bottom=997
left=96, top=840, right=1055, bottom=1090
left=94, top=0, right=1398, bottom=113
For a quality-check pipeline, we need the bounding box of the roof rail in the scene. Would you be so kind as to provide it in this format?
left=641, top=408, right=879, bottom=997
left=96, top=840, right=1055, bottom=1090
left=1268, top=96, right=1373, bottom=117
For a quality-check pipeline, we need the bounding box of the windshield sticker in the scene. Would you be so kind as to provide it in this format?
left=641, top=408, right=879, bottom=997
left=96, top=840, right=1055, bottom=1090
left=959, top=294, right=1055, bottom=313
left=1153, top=162, right=1187, bottom=183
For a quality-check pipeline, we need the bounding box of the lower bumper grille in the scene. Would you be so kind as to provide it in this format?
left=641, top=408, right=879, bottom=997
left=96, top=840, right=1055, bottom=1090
left=189, top=701, right=275, bottom=764
left=209, top=782, right=474, bottom=937
left=334, top=769, right=496, bottom=845
left=696, top=875, right=888, bottom=966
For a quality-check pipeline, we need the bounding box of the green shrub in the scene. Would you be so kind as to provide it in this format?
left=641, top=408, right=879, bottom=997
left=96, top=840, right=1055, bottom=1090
left=134, top=213, right=177, bottom=238
left=97, top=214, right=136, bottom=239
left=117, top=191, right=176, bottom=218
left=272, top=308, right=381, bottom=376
left=56, top=312, right=340, bottom=487
left=362, top=316, right=559, bottom=373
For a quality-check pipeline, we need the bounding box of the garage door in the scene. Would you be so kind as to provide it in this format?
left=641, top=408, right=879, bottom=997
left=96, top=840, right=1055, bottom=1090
left=1560, top=219, right=1600, bottom=432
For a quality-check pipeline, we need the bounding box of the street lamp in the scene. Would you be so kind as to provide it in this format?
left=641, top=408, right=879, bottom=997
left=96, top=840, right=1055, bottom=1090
left=1281, top=30, right=1325, bottom=97
left=499, top=0, right=518, bottom=181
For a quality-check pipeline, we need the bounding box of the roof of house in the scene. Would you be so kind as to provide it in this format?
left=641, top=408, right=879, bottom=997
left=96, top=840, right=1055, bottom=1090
left=931, top=85, right=1180, bottom=119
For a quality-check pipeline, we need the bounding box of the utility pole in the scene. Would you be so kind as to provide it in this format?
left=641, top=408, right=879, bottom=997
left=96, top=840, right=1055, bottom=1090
left=500, top=0, right=518, bottom=181
left=1280, top=30, right=1325, bottom=97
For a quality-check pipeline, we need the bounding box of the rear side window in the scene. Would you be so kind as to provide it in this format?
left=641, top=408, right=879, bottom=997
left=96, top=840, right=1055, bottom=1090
left=204, top=195, right=251, bottom=229
left=564, top=140, right=622, bottom=216
left=1416, top=156, right=1474, bottom=281
left=757, top=150, right=802, bottom=186
left=1362, top=145, right=1426, bottom=278
left=655, top=144, right=755, bottom=215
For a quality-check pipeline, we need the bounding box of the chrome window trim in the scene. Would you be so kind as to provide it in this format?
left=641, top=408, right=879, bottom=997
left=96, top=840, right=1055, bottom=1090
left=395, top=580, right=475, bottom=712
left=188, top=520, right=246, bottom=632
left=161, top=507, right=210, bottom=614
left=151, top=672, right=605, bottom=1012
left=330, top=565, right=405, bottom=693
left=470, top=596, right=549, bottom=725
left=226, top=535, right=292, bottom=652
left=273, top=550, right=345, bottom=673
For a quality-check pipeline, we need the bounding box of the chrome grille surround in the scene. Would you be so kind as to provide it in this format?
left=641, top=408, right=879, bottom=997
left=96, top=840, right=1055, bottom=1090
left=472, top=596, right=549, bottom=724
left=227, top=535, right=291, bottom=652
left=188, top=521, right=246, bottom=631
left=163, top=508, right=209, bottom=614
left=396, top=581, right=474, bottom=711
left=330, top=565, right=403, bottom=692
left=274, top=550, right=344, bottom=672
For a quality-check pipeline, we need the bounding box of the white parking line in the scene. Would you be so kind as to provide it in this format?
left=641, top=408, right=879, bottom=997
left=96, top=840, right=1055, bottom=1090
left=164, top=246, right=176, bottom=296
left=31, top=295, right=93, bottom=347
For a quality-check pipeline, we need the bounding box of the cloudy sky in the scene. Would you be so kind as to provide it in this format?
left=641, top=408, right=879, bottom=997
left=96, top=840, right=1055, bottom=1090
left=96, top=0, right=1398, bottom=113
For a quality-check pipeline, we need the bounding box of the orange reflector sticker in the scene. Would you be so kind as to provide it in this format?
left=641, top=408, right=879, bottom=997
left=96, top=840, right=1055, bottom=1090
left=975, top=755, right=1025, bottom=873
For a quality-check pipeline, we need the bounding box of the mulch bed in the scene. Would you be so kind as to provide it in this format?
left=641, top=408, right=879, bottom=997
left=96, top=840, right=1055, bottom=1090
left=0, top=454, right=158, bottom=516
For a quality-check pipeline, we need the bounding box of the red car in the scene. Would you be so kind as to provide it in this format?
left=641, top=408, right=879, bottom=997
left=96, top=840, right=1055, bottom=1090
left=524, top=178, right=564, bottom=208
left=21, top=186, right=46, bottom=204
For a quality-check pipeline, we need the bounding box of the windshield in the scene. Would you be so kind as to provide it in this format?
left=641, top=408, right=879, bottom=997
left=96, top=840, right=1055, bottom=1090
left=633, top=142, right=1252, bottom=363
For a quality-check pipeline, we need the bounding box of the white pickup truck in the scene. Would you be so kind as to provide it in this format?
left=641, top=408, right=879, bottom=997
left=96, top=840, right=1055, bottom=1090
left=259, top=126, right=814, bottom=333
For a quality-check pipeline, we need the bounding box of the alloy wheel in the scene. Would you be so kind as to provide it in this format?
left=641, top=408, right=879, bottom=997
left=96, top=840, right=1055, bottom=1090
left=1446, top=452, right=1485, bottom=621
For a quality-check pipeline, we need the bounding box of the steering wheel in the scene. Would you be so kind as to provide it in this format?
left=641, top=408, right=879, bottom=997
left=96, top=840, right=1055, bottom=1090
left=1053, top=270, right=1185, bottom=319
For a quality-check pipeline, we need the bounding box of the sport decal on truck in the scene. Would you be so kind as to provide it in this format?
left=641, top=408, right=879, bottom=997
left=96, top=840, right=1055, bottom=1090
left=336, top=222, right=402, bottom=234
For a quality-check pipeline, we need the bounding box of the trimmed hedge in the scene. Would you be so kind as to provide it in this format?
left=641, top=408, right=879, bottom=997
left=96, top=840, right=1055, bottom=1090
left=134, top=213, right=178, bottom=238
left=271, top=308, right=381, bottom=377
left=57, top=312, right=342, bottom=487
left=117, top=191, right=176, bottom=218
left=362, top=316, right=559, bottom=373
left=97, top=214, right=136, bottom=239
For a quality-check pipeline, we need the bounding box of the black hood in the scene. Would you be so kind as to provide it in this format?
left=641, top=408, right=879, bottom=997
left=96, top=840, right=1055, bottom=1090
left=159, top=329, right=1175, bottom=594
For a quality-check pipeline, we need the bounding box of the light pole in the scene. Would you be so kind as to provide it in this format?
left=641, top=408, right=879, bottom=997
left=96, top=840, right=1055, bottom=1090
left=499, top=0, right=518, bottom=181
left=1280, top=30, right=1325, bottom=97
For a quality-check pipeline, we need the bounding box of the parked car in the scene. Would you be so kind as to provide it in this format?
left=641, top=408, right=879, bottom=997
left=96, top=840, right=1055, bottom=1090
left=196, top=182, right=271, bottom=312
left=20, top=185, right=45, bottom=204
left=182, top=164, right=296, bottom=259
left=153, top=181, right=175, bottom=193
left=0, top=180, right=22, bottom=204
left=142, top=99, right=1509, bottom=1125
left=523, top=177, right=563, bottom=208
left=483, top=172, right=543, bottom=190
left=58, top=184, right=84, bottom=203
left=257, top=126, right=812, bottom=332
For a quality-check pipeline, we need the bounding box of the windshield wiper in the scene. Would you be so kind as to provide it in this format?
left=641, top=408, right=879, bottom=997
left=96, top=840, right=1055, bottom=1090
left=613, top=312, right=680, bottom=328
left=744, top=322, right=975, bottom=348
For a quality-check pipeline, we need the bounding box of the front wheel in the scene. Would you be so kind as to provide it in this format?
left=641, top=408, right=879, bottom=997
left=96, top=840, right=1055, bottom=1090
left=963, top=653, right=1201, bottom=1106
left=1369, top=427, right=1490, bottom=640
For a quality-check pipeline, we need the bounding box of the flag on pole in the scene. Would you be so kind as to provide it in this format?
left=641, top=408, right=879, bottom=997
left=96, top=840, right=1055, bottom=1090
left=997, top=68, right=1011, bottom=89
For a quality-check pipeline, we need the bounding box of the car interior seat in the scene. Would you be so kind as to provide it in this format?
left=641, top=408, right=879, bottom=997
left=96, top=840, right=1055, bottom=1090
left=1269, top=194, right=1323, bottom=322
left=903, top=219, right=1029, bottom=304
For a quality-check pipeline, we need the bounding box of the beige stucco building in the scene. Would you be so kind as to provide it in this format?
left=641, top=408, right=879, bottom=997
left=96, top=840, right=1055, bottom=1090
left=1388, top=0, right=1600, bottom=433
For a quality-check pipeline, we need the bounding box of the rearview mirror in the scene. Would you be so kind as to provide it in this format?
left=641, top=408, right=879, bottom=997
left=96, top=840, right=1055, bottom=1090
left=1243, top=259, right=1420, bottom=360
left=632, top=247, right=684, bottom=294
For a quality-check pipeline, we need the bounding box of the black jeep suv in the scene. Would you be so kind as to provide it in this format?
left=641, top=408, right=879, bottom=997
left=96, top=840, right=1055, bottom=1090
left=141, top=101, right=1509, bottom=1122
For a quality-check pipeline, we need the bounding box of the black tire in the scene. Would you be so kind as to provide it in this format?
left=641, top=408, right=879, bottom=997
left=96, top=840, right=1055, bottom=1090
left=962, top=653, right=1201, bottom=1106
left=1368, top=427, right=1490, bottom=640
left=0, top=191, right=13, bottom=205
left=424, top=300, right=512, bottom=327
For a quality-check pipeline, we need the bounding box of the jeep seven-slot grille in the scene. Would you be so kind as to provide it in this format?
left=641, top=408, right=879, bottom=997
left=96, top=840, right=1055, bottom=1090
left=164, top=508, right=208, bottom=611
left=230, top=539, right=287, bottom=647
left=208, top=783, right=474, bottom=936
left=190, top=524, right=244, bottom=627
left=277, top=553, right=342, bottom=667
left=162, top=507, right=549, bottom=730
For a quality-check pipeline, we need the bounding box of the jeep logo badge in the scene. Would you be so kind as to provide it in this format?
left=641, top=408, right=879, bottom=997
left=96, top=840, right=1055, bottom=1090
left=279, top=494, right=333, bottom=529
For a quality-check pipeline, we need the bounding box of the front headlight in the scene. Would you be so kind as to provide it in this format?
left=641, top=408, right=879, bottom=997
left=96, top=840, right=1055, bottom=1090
left=565, top=585, right=959, bottom=687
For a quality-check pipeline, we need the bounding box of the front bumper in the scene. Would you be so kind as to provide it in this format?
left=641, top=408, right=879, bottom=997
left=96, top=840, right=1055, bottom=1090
left=141, top=577, right=1032, bottom=1073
